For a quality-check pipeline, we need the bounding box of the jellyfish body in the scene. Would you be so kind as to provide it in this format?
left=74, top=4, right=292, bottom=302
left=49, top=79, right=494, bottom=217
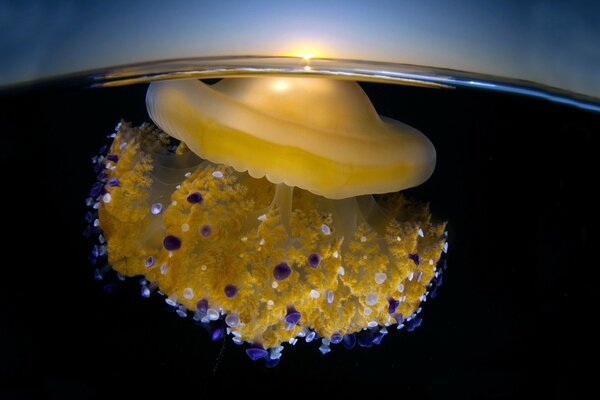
left=146, top=77, right=436, bottom=199
left=91, top=77, right=447, bottom=363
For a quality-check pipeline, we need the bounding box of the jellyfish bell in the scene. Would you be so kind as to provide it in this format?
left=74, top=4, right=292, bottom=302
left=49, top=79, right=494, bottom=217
left=88, top=75, right=448, bottom=365
left=146, top=77, right=436, bottom=199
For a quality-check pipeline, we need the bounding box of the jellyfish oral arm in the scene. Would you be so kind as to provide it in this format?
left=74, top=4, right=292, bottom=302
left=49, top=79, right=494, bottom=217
left=90, top=120, right=448, bottom=364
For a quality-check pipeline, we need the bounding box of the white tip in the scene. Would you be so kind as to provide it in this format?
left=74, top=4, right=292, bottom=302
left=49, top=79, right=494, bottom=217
left=326, top=290, right=334, bottom=304
left=374, top=272, right=387, bottom=285
left=365, top=293, right=378, bottom=306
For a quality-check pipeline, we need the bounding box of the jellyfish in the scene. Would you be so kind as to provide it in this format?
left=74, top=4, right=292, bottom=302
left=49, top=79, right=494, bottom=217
left=87, top=77, right=448, bottom=366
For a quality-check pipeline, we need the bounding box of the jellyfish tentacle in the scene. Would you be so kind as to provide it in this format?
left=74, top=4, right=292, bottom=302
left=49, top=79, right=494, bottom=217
left=271, top=183, right=294, bottom=235
left=356, top=194, right=392, bottom=234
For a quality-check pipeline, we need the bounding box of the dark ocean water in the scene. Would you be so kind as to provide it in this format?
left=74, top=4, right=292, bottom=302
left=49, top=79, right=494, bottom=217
left=0, top=79, right=595, bottom=398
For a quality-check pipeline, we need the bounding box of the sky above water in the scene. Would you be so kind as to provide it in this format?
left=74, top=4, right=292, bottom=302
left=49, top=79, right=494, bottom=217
left=1, top=0, right=598, bottom=98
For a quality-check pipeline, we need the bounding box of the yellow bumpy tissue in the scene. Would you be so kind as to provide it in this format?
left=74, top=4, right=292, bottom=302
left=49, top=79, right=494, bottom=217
left=93, top=121, right=448, bottom=363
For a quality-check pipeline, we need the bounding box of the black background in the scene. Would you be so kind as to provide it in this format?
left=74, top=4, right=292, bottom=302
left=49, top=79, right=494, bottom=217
left=0, top=79, right=594, bottom=398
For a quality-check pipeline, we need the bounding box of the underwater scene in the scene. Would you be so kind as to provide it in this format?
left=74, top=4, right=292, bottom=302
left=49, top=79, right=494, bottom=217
left=0, top=70, right=596, bottom=398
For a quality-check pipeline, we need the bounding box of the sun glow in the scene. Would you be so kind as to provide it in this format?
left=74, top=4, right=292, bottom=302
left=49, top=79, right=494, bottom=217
left=283, top=45, right=325, bottom=60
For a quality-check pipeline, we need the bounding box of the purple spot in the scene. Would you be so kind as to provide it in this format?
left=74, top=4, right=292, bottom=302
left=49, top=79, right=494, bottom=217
left=273, top=262, right=291, bottom=281
left=210, top=323, right=224, bottom=341
left=89, top=182, right=104, bottom=198
left=150, top=203, right=163, bottom=215
left=246, top=344, right=268, bottom=361
left=430, top=287, right=438, bottom=298
left=92, top=245, right=102, bottom=258
left=196, top=298, right=209, bottom=313
left=84, top=212, right=94, bottom=223
left=408, top=253, right=420, bottom=266
left=107, top=154, right=119, bottom=163
left=416, top=271, right=423, bottom=282
left=439, top=258, right=448, bottom=270
left=357, top=331, right=374, bottom=348
left=342, top=334, right=356, bottom=349
left=406, top=316, right=422, bottom=332
left=145, top=256, right=154, bottom=268
left=308, top=253, right=321, bottom=268
left=372, top=331, right=385, bottom=345
left=164, top=305, right=175, bottom=313
left=434, top=274, right=443, bottom=287
left=102, top=283, right=117, bottom=294
left=224, top=285, right=238, bottom=298
left=200, top=225, right=212, bottom=237
left=108, top=178, right=120, bottom=187
left=163, top=235, right=181, bottom=250
left=97, top=171, right=107, bottom=181
left=387, top=297, right=400, bottom=314
left=140, top=286, right=151, bottom=298
left=187, top=192, right=203, bottom=204
left=285, top=305, right=301, bottom=325
left=330, top=333, right=343, bottom=344
left=393, top=313, right=404, bottom=324
left=93, top=268, right=103, bottom=280
left=265, top=357, right=280, bottom=368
